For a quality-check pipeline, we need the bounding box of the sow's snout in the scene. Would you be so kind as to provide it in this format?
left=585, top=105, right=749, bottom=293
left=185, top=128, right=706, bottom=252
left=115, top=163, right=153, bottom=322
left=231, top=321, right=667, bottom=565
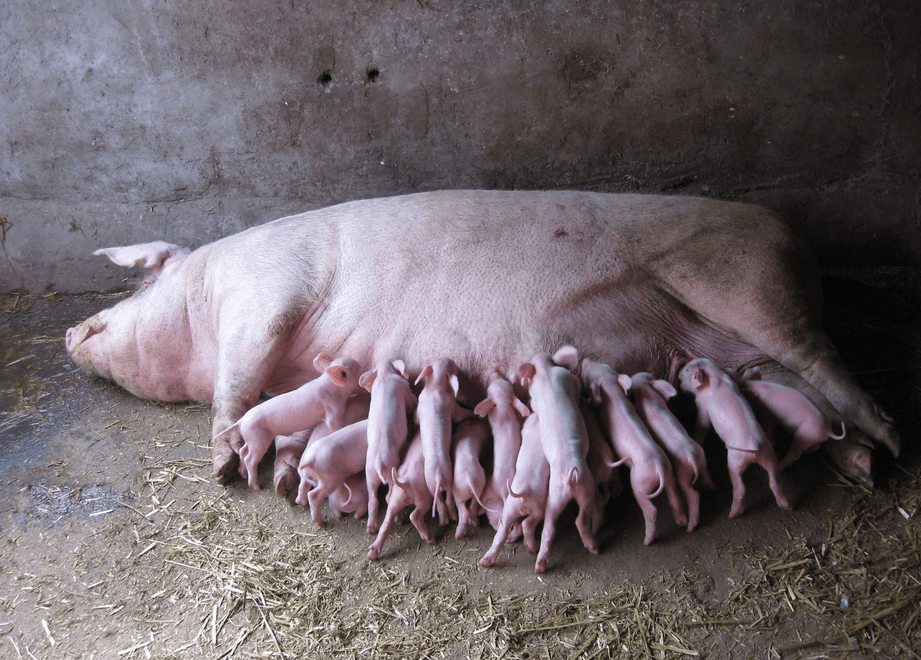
left=65, top=312, right=113, bottom=380
left=65, top=315, right=107, bottom=354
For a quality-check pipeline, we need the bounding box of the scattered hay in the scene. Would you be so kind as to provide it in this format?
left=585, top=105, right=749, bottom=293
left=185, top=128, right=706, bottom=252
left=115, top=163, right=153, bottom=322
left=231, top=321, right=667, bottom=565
left=99, top=440, right=919, bottom=660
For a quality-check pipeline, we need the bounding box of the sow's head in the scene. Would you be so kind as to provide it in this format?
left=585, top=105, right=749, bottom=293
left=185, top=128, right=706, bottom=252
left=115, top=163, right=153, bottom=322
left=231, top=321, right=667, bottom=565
left=65, top=241, right=191, bottom=400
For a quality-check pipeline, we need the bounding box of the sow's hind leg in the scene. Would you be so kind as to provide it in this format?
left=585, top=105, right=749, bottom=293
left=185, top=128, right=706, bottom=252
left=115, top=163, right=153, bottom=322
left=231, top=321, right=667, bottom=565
left=744, top=363, right=877, bottom=485
left=655, top=212, right=899, bottom=459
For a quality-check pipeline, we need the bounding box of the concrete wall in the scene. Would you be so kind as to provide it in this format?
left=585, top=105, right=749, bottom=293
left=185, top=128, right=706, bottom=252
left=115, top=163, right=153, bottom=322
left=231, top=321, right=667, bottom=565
left=2, top=0, right=919, bottom=293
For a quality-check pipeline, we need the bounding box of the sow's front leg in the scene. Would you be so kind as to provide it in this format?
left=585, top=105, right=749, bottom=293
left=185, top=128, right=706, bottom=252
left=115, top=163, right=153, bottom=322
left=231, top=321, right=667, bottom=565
left=210, top=321, right=295, bottom=484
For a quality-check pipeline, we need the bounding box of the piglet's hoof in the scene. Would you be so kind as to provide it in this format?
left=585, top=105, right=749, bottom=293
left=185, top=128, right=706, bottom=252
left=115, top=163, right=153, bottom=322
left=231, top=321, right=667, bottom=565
left=212, top=446, right=241, bottom=485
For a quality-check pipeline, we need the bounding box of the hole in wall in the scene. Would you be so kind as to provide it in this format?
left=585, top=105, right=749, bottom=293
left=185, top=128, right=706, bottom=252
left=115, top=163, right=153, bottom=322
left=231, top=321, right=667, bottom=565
left=318, top=71, right=333, bottom=86
left=366, top=68, right=380, bottom=83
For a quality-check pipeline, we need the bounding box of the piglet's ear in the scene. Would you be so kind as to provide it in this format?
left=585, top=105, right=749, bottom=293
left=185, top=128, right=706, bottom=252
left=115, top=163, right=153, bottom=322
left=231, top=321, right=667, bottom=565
left=517, top=363, right=536, bottom=390
left=693, top=368, right=709, bottom=388
left=617, top=374, right=632, bottom=396
left=590, top=382, right=603, bottom=404
left=326, top=365, right=350, bottom=386
left=513, top=397, right=531, bottom=419
left=652, top=380, right=677, bottom=400
left=391, top=359, right=407, bottom=378
left=313, top=353, right=334, bottom=371
left=474, top=399, right=495, bottom=417
left=415, top=364, right=433, bottom=387
left=552, top=345, right=579, bottom=371
left=94, top=241, right=183, bottom=271
left=741, top=366, right=763, bottom=381
left=359, top=370, right=376, bottom=392
left=449, top=373, right=460, bottom=397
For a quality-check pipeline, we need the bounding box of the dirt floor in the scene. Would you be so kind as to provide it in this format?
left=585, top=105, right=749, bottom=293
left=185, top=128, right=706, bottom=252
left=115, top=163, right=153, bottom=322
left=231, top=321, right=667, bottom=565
left=1, top=269, right=920, bottom=660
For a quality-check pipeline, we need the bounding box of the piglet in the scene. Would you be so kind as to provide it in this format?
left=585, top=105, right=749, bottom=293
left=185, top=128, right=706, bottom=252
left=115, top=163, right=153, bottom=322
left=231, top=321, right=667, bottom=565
left=480, top=414, right=550, bottom=567
left=296, top=420, right=369, bottom=526
left=520, top=346, right=598, bottom=572
left=451, top=417, right=491, bottom=539
left=327, top=472, right=369, bottom=520
left=360, top=359, right=417, bottom=533
left=739, top=367, right=846, bottom=469
left=679, top=358, right=791, bottom=519
left=415, top=357, right=471, bottom=527
left=580, top=400, right=624, bottom=535
left=273, top=390, right=371, bottom=499
left=473, top=372, right=530, bottom=531
left=629, top=372, right=714, bottom=532
left=368, top=431, right=435, bottom=560
left=214, top=353, right=362, bottom=489
left=581, top=359, right=687, bottom=545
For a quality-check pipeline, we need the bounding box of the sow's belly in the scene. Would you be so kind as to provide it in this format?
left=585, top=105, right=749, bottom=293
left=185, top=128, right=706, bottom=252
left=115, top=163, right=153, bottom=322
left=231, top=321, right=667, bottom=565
left=264, top=190, right=773, bottom=399
left=271, top=272, right=765, bottom=405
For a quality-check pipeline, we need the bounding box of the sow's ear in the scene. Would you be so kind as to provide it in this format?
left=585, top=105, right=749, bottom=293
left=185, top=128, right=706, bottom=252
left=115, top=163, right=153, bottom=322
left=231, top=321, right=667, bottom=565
left=94, top=241, right=184, bottom=273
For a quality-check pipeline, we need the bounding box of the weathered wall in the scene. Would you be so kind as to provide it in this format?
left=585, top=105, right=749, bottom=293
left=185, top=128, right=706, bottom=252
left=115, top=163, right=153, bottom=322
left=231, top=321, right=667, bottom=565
left=1, top=0, right=919, bottom=292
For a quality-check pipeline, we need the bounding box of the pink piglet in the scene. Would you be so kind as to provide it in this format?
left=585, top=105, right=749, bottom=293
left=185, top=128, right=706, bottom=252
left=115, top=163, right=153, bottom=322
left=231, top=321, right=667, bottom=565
left=739, top=366, right=846, bottom=469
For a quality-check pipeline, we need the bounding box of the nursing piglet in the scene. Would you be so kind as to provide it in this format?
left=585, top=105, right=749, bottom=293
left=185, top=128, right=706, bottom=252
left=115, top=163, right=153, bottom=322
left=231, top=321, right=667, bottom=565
left=520, top=346, right=598, bottom=573
left=451, top=417, right=491, bottom=539
left=360, top=359, right=417, bottom=533
left=274, top=390, right=371, bottom=498
left=739, top=367, right=847, bottom=469
left=581, top=359, right=687, bottom=545
left=629, top=372, right=714, bottom=532
left=679, top=358, right=791, bottom=518
left=580, top=400, right=624, bottom=535
left=327, top=472, right=369, bottom=520
left=473, top=373, right=530, bottom=531
left=296, top=420, right=369, bottom=526
left=215, top=353, right=363, bottom=489
left=480, top=414, right=550, bottom=567
left=368, top=431, right=435, bottom=560
left=415, top=357, right=470, bottom=527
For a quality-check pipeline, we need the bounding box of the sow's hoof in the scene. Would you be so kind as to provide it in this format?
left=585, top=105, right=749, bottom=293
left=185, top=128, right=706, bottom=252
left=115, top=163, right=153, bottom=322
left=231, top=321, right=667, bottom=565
left=821, top=436, right=874, bottom=488
left=213, top=445, right=242, bottom=485
left=273, top=464, right=300, bottom=501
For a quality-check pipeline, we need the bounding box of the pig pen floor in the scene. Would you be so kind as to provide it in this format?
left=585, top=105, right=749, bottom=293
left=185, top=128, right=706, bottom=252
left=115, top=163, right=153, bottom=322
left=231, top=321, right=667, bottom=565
left=2, top=270, right=920, bottom=660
